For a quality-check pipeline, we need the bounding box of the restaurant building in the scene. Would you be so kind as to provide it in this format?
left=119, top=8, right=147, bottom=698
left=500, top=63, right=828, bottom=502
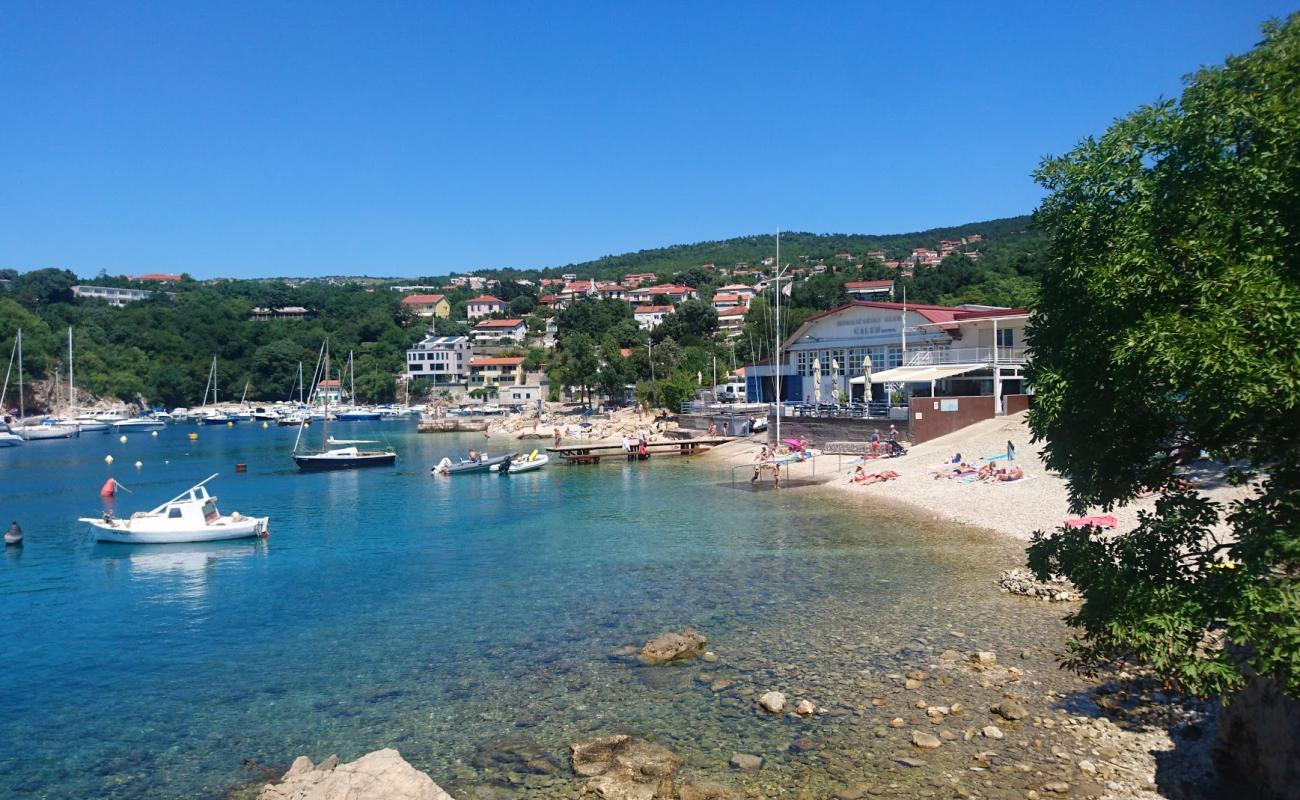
left=744, top=300, right=1028, bottom=411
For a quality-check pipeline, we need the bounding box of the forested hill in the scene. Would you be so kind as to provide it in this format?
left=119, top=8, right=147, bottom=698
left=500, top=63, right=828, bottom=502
left=532, top=215, right=1040, bottom=282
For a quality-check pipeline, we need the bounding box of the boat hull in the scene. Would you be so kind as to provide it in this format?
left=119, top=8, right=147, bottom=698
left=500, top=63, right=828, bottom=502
left=440, top=453, right=516, bottom=474
left=19, top=426, right=80, bottom=440
left=336, top=412, right=381, bottom=421
left=114, top=420, right=167, bottom=431
left=88, top=518, right=268, bottom=544
left=506, top=454, right=550, bottom=473
left=294, top=452, right=396, bottom=471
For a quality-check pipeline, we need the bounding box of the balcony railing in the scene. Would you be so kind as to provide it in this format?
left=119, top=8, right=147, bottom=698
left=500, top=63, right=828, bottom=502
left=904, top=346, right=1027, bottom=366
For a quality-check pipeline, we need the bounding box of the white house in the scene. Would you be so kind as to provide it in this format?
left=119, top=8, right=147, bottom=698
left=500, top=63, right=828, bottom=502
left=844, top=280, right=895, bottom=300
left=466, top=295, right=509, bottom=319
left=472, top=318, right=527, bottom=345
left=634, top=305, right=673, bottom=331
left=405, top=335, right=471, bottom=385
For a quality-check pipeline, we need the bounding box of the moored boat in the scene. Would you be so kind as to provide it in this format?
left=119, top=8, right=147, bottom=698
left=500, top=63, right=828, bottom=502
left=500, top=451, right=549, bottom=473
left=434, top=452, right=516, bottom=475
left=113, top=417, right=167, bottom=432
left=79, top=474, right=269, bottom=544
left=291, top=340, right=396, bottom=472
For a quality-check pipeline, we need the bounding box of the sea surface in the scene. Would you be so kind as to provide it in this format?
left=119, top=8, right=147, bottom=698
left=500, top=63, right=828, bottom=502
left=0, top=421, right=1071, bottom=799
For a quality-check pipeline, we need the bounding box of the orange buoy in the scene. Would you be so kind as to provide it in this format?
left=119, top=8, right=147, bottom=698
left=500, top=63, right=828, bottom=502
left=100, top=478, right=117, bottom=498
left=235, top=463, right=247, bottom=473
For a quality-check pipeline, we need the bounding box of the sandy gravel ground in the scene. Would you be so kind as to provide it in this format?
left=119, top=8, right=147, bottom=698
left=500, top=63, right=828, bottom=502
left=707, top=411, right=1254, bottom=543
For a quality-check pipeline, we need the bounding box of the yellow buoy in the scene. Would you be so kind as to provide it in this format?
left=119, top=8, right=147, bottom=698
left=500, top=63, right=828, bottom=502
left=104, top=455, right=114, bottom=464
left=188, top=432, right=199, bottom=440
left=119, top=435, right=128, bottom=443
left=134, top=460, right=142, bottom=469
left=226, top=421, right=233, bottom=427
left=262, top=421, right=268, bottom=429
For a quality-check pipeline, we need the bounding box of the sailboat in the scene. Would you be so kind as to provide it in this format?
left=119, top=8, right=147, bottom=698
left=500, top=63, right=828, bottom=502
left=200, top=356, right=232, bottom=425
left=230, top=381, right=253, bottom=421
left=1, top=334, right=24, bottom=447
left=292, top=341, right=395, bottom=471
left=336, top=350, right=380, bottom=421
left=55, top=328, right=117, bottom=432
left=10, top=330, right=80, bottom=441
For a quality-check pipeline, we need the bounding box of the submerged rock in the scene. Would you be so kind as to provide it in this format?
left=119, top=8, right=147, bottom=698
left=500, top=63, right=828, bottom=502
left=638, top=630, right=708, bottom=665
left=258, top=749, right=452, bottom=800
left=470, top=736, right=557, bottom=775
left=678, top=780, right=742, bottom=800
left=728, top=753, right=763, bottom=772
left=758, top=691, right=787, bottom=714
left=996, top=568, right=1076, bottom=602
left=569, top=735, right=681, bottom=799
left=911, top=731, right=941, bottom=749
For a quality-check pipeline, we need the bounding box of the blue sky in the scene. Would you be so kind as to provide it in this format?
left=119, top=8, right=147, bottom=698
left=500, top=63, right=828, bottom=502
left=1, top=1, right=1292, bottom=279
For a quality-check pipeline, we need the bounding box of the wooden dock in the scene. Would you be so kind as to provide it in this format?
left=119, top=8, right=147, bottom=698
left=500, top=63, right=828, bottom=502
left=547, top=437, right=734, bottom=464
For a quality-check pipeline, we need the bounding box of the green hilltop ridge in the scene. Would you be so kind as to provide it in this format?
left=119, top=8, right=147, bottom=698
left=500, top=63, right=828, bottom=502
left=0, top=213, right=1046, bottom=408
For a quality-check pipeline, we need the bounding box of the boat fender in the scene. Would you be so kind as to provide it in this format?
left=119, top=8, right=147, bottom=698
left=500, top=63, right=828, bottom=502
left=529, top=449, right=538, bottom=461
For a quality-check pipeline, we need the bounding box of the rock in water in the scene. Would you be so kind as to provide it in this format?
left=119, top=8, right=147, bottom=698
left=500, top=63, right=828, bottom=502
left=728, top=753, right=763, bottom=772
left=758, top=691, right=787, bottom=714
left=992, top=700, right=1029, bottom=721
left=911, top=731, right=942, bottom=749
left=794, top=699, right=817, bottom=716
left=258, top=748, right=453, bottom=800
left=638, top=630, right=707, bottom=664
left=569, top=735, right=681, bottom=799
left=678, top=781, right=742, bottom=800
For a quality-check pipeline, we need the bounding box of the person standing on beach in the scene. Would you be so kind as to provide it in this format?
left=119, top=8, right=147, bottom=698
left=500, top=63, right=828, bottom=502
left=870, top=428, right=881, bottom=456
left=752, top=446, right=769, bottom=483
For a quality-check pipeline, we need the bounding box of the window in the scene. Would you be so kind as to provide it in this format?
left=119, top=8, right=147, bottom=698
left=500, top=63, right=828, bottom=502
left=887, top=347, right=903, bottom=368
left=997, top=328, right=1014, bottom=348
left=796, top=351, right=813, bottom=377
left=168, top=507, right=182, bottom=519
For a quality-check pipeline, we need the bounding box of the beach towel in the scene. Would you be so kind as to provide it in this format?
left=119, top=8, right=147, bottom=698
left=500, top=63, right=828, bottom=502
left=1064, top=515, right=1117, bottom=529
left=981, top=454, right=1010, bottom=461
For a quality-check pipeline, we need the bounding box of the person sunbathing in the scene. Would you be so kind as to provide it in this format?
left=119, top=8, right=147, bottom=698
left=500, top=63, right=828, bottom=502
left=860, top=470, right=900, bottom=485
left=850, top=465, right=868, bottom=483
left=995, top=466, right=1024, bottom=482
left=977, top=462, right=995, bottom=480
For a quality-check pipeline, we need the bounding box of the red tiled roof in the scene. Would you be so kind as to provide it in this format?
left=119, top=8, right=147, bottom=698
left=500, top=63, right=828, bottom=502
left=798, top=301, right=1027, bottom=329
left=718, top=306, right=749, bottom=317
left=475, top=318, right=525, bottom=328
left=712, top=294, right=741, bottom=303
left=469, top=357, right=526, bottom=367
left=844, top=280, right=893, bottom=290
left=401, top=293, right=446, bottom=304
left=468, top=295, right=505, bottom=304
left=634, top=305, right=673, bottom=314
left=618, top=348, right=633, bottom=358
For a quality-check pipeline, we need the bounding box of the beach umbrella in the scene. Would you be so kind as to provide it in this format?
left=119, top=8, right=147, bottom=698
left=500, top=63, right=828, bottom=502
left=831, top=358, right=840, bottom=401
left=812, top=357, right=822, bottom=405
left=862, top=354, right=872, bottom=404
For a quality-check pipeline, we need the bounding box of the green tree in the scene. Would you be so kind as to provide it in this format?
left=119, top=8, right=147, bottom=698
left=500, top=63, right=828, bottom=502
left=1026, top=14, right=1300, bottom=697
left=653, top=299, right=718, bottom=344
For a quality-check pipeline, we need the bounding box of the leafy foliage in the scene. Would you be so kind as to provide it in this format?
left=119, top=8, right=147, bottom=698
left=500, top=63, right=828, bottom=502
left=1026, top=14, right=1300, bottom=697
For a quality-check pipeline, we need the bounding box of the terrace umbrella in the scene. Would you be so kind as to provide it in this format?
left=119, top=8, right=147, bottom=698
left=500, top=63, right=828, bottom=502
left=812, top=357, right=822, bottom=405
left=831, top=358, right=841, bottom=403
left=862, top=355, right=873, bottom=405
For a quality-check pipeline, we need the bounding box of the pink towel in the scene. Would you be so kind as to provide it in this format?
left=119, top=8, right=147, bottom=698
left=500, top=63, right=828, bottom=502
left=1064, top=515, right=1117, bottom=529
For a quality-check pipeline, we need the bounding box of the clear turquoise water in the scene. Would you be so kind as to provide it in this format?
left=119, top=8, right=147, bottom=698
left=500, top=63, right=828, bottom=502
left=0, top=422, right=1066, bottom=798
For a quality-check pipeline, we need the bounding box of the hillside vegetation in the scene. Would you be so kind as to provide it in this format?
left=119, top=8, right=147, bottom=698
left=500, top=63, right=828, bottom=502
left=1, top=214, right=1045, bottom=408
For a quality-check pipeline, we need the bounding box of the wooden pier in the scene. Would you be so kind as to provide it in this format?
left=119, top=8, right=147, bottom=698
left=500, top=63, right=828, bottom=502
left=547, top=437, right=734, bottom=464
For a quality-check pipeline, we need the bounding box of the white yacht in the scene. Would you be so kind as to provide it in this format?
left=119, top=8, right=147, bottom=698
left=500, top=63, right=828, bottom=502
left=80, top=475, right=269, bottom=544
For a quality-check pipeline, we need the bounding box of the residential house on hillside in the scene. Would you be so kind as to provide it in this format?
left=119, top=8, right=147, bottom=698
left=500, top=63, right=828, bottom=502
left=626, top=284, right=698, bottom=305
left=716, top=284, right=756, bottom=302
left=712, top=293, right=743, bottom=312
left=634, top=305, right=673, bottom=331
left=717, top=306, right=748, bottom=337
left=466, top=295, right=509, bottom=319
left=469, top=357, right=526, bottom=390
left=250, top=306, right=310, bottom=321
left=73, top=285, right=161, bottom=306
left=472, top=318, right=527, bottom=345
left=845, top=280, right=895, bottom=300
left=401, top=293, right=451, bottom=318
left=406, top=335, right=471, bottom=385
left=622, top=273, right=657, bottom=287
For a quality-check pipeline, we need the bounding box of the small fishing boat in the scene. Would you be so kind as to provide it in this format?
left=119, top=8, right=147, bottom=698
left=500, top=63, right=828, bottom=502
left=79, top=474, right=269, bottom=544
left=434, top=452, right=516, bottom=475
left=497, top=451, right=549, bottom=474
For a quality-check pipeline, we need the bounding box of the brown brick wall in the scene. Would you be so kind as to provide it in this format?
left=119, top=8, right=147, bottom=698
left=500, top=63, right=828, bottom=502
left=909, top=395, right=997, bottom=443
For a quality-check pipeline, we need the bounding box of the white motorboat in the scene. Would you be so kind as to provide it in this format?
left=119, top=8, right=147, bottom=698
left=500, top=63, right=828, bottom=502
left=80, top=474, right=269, bottom=544
left=67, top=415, right=110, bottom=432
left=0, top=425, right=21, bottom=447
left=114, top=417, right=167, bottom=431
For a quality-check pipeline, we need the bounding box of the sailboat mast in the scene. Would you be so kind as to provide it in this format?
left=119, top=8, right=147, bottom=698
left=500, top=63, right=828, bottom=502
left=322, top=343, right=330, bottom=448
left=349, top=350, right=355, bottom=406
left=18, top=329, right=25, bottom=421
left=213, top=355, right=218, bottom=406
left=68, top=327, right=74, bottom=411
left=299, top=362, right=304, bottom=405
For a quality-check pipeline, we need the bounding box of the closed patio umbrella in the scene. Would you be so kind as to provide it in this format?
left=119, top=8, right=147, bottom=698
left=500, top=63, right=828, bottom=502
left=831, top=358, right=841, bottom=402
left=862, top=355, right=873, bottom=406
left=812, top=357, right=822, bottom=405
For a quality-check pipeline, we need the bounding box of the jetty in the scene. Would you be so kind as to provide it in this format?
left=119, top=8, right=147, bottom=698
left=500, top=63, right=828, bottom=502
left=547, top=437, right=733, bottom=464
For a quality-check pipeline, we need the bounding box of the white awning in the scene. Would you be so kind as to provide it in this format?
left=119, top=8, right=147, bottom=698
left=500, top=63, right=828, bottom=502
left=849, top=364, right=984, bottom=384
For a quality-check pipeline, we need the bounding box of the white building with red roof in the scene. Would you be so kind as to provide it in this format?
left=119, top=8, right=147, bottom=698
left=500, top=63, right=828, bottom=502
left=472, top=318, right=527, bottom=345
left=717, top=305, right=749, bottom=338
left=633, top=305, right=674, bottom=331
left=466, top=295, right=509, bottom=319
left=844, top=280, right=894, bottom=300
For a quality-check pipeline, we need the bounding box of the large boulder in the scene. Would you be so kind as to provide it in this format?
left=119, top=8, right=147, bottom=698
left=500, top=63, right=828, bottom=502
left=1215, top=677, right=1300, bottom=800
left=258, top=749, right=454, bottom=800
left=569, top=735, right=682, bottom=799
left=638, top=630, right=708, bottom=665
